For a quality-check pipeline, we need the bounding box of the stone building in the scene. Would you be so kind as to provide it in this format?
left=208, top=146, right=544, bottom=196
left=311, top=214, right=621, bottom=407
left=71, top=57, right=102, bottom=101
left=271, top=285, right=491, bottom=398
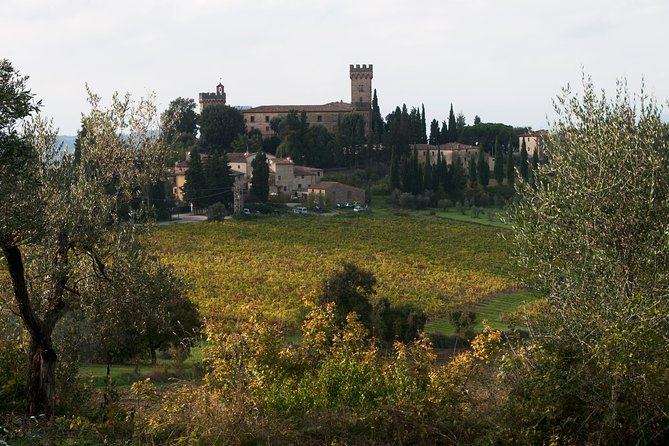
left=519, top=130, right=548, bottom=160
left=198, top=82, right=227, bottom=112
left=308, top=182, right=366, bottom=206
left=412, top=142, right=490, bottom=168
left=199, top=64, right=374, bottom=138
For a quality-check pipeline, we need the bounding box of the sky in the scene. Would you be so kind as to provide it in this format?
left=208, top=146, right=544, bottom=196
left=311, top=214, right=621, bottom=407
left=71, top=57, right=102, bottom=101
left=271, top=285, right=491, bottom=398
left=2, top=0, right=668, bottom=135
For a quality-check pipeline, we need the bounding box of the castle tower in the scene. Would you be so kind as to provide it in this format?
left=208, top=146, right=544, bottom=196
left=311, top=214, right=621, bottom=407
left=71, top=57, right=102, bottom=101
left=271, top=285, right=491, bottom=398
left=199, top=82, right=227, bottom=112
left=349, top=64, right=373, bottom=134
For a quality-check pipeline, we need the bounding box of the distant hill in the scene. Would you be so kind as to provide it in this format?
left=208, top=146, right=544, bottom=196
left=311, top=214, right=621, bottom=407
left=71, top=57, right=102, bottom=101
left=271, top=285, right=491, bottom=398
left=57, top=135, right=76, bottom=152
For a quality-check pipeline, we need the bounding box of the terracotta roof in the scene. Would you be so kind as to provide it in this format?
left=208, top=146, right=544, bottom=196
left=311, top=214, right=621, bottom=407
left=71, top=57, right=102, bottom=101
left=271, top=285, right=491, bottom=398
left=226, top=152, right=251, bottom=163
left=243, top=101, right=354, bottom=114
left=519, top=130, right=549, bottom=137
left=294, top=165, right=323, bottom=175
left=309, top=181, right=363, bottom=192
left=271, top=158, right=294, bottom=165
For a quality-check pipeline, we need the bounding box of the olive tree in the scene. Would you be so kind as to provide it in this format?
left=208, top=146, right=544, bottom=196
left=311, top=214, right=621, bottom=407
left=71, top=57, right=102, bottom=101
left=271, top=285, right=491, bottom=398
left=0, top=60, right=165, bottom=417
left=507, top=77, right=669, bottom=443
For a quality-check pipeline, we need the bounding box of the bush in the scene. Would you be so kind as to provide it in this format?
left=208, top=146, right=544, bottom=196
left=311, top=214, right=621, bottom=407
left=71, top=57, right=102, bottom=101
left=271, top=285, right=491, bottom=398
left=207, top=202, right=227, bottom=221
left=437, top=198, right=453, bottom=210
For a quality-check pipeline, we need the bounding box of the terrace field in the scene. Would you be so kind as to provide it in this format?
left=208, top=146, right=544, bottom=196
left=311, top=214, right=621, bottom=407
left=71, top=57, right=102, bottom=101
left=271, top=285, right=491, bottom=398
left=149, top=213, right=519, bottom=332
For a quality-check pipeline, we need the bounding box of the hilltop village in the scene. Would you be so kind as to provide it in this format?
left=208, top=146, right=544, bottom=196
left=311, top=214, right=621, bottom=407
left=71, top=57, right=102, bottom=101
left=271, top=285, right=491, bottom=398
left=166, top=64, right=545, bottom=213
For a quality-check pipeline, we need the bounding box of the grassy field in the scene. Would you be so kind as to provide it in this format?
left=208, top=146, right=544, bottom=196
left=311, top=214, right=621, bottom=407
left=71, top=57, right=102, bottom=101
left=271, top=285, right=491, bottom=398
left=149, top=212, right=518, bottom=332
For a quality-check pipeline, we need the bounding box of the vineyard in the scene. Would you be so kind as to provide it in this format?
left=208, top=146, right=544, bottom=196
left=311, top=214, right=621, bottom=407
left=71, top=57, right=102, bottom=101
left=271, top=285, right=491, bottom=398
left=149, top=214, right=517, bottom=331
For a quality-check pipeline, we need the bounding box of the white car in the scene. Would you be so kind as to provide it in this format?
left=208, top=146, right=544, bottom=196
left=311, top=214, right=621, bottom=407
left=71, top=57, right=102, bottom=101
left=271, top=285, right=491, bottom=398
left=353, top=206, right=366, bottom=213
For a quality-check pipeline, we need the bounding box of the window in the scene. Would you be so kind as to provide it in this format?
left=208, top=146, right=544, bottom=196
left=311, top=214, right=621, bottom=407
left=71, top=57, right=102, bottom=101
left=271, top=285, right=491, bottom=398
left=358, top=85, right=364, bottom=92
left=265, top=115, right=269, bottom=122
left=284, top=186, right=287, bottom=191
left=278, top=175, right=281, bottom=180
left=298, top=184, right=302, bottom=189
left=250, top=116, right=255, bottom=123
left=266, top=126, right=269, bottom=131
left=317, top=115, right=322, bottom=122
left=301, top=175, right=304, bottom=179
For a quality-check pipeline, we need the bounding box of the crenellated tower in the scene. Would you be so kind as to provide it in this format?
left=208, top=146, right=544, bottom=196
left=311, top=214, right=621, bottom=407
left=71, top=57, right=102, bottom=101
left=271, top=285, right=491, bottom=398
left=199, top=82, right=227, bottom=112
left=350, top=64, right=373, bottom=134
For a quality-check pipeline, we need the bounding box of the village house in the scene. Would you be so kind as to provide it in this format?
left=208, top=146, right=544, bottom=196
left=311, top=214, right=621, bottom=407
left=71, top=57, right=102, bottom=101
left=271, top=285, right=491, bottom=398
left=411, top=142, right=493, bottom=169
left=307, top=182, right=366, bottom=206
left=519, top=130, right=548, bottom=160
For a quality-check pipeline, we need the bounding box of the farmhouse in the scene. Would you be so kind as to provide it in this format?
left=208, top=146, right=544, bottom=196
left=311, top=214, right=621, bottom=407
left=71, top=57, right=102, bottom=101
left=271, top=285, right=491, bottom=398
left=412, top=142, right=491, bottom=167
left=308, top=181, right=365, bottom=206
left=519, top=129, right=548, bottom=159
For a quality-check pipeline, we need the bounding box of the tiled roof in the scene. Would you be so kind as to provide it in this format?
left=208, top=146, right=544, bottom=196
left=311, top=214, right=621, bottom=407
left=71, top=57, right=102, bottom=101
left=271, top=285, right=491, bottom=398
left=272, top=158, right=294, bottom=165
left=244, top=101, right=354, bottom=114
left=226, top=152, right=251, bottom=163
left=294, top=165, right=323, bottom=175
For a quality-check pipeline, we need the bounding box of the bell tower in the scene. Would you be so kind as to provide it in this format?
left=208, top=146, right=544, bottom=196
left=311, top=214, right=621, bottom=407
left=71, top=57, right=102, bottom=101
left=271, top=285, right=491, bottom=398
left=199, top=82, right=227, bottom=112
left=350, top=64, right=373, bottom=134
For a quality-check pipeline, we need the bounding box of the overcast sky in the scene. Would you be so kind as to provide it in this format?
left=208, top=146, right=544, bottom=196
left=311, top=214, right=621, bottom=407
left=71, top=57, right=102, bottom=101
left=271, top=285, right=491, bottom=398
left=2, top=0, right=668, bottom=135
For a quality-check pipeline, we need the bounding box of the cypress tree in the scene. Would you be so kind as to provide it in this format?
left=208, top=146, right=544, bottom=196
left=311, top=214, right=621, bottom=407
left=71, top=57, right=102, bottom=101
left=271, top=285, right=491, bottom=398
left=400, top=155, right=410, bottom=192
left=494, top=137, right=504, bottom=185
left=440, top=120, right=449, bottom=144
left=450, top=154, right=466, bottom=193
left=423, top=150, right=433, bottom=191
left=448, top=104, right=457, bottom=143
left=421, top=104, right=427, bottom=144
left=390, top=148, right=400, bottom=190
left=251, top=151, right=270, bottom=202
left=205, top=151, right=234, bottom=208
left=468, top=156, right=477, bottom=189
left=520, top=139, right=529, bottom=181
left=532, top=149, right=539, bottom=169
left=429, top=119, right=440, bottom=145
left=506, top=142, right=515, bottom=186
left=477, top=148, right=490, bottom=187
left=412, top=147, right=421, bottom=194
left=183, top=149, right=207, bottom=210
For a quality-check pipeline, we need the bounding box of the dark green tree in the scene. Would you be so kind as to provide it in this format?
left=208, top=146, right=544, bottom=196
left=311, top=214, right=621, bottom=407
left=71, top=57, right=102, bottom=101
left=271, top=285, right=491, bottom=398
left=519, top=139, right=529, bottom=181
left=467, top=156, right=477, bottom=189
left=251, top=151, right=270, bottom=202
left=318, top=262, right=376, bottom=327
left=506, top=142, right=515, bottom=186
left=198, top=104, right=245, bottom=152
left=371, top=89, right=384, bottom=143
left=474, top=115, right=481, bottom=125
left=160, top=97, right=198, bottom=145
left=449, top=154, right=467, bottom=193
left=389, top=148, right=400, bottom=190
left=429, top=119, right=440, bottom=145
left=204, top=151, right=233, bottom=208
left=494, top=137, right=504, bottom=185
left=477, top=148, right=490, bottom=187
left=420, top=104, right=427, bottom=144
left=447, top=104, right=457, bottom=143
left=423, top=150, right=433, bottom=191
left=183, top=149, right=207, bottom=209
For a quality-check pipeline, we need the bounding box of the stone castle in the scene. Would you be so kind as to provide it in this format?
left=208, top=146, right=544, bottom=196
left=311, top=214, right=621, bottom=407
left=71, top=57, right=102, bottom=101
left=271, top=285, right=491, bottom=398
left=198, top=64, right=373, bottom=137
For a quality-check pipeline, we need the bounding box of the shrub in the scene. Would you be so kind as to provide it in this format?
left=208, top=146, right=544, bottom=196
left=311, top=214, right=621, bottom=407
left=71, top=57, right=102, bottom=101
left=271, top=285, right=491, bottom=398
left=437, top=198, right=453, bottom=210
left=207, top=202, right=227, bottom=221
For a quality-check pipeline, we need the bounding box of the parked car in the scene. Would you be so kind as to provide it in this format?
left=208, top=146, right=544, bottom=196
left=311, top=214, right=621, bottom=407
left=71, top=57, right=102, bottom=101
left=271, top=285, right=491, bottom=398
left=353, top=205, right=366, bottom=213
left=293, top=206, right=308, bottom=214
left=242, top=208, right=251, bottom=215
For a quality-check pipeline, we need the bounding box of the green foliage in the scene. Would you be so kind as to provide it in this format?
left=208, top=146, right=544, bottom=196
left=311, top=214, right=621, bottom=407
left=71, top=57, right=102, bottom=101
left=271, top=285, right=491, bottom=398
left=160, top=97, right=198, bottom=145
left=250, top=151, right=270, bottom=202
left=507, top=76, right=669, bottom=443
left=476, top=147, right=490, bottom=187
left=493, top=137, right=504, bottom=185
left=198, top=104, right=245, bottom=152
left=447, top=309, right=476, bottom=339
left=519, top=139, right=529, bottom=181
left=207, top=202, right=227, bottom=221
left=318, top=262, right=375, bottom=327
